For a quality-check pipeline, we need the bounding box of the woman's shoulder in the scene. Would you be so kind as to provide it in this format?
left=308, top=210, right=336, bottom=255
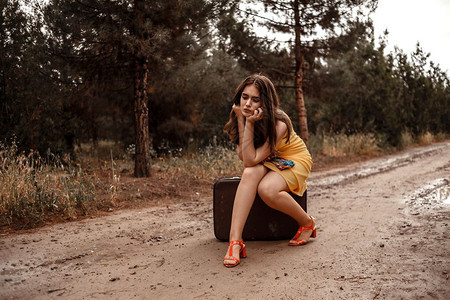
left=276, top=119, right=287, bottom=128
left=275, top=120, right=288, bottom=138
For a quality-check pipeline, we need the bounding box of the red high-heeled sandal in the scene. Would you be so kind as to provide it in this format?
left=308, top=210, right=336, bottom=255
left=289, top=216, right=316, bottom=246
left=223, top=240, right=247, bottom=267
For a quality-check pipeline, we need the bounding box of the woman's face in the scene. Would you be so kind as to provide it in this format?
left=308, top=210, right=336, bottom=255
left=240, top=84, right=261, bottom=117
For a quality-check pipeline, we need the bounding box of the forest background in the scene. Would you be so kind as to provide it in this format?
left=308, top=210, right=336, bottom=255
left=1, top=0, right=449, bottom=229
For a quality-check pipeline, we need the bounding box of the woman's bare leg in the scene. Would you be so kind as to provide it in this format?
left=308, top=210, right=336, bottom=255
left=224, top=164, right=268, bottom=265
left=257, top=171, right=313, bottom=243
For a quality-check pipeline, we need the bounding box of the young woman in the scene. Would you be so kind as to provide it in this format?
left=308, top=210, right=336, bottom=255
left=223, top=74, right=315, bottom=268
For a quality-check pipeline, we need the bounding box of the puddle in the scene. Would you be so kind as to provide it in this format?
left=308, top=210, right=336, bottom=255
left=406, top=178, right=450, bottom=214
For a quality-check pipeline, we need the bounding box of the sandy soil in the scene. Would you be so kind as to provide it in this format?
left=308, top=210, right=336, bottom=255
left=1, top=141, right=449, bottom=300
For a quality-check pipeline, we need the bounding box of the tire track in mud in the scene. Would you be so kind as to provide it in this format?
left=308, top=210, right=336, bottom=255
left=309, top=142, right=449, bottom=187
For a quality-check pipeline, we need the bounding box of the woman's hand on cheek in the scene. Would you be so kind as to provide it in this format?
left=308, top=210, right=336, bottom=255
left=247, top=108, right=263, bottom=123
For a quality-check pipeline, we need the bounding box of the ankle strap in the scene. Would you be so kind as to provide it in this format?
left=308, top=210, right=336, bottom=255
left=299, top=217, right=315, bottom=231
left=229, top=240, right=243, bottom=246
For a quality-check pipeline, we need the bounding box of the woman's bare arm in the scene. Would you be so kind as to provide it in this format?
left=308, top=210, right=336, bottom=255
left=241, top=120, right=287, bottom=167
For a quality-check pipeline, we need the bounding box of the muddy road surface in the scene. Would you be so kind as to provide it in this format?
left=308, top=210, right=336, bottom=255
left=1, top=142, right=449, bottom=299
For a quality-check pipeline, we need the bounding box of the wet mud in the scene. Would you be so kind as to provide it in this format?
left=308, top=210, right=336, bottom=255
left=406, top=178, right=450, bottom=215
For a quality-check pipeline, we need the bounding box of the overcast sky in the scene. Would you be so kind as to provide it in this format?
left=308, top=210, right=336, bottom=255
left=372, top=0, right=450, bottom=73
left=251, top=0, right=450, bottom=74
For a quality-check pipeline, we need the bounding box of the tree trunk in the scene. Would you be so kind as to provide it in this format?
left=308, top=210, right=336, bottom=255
left=132, top=0, right=151, bottom=177
left=293, top=0, right=309, bottom=146
left=133, top=57, right=151, bottom=177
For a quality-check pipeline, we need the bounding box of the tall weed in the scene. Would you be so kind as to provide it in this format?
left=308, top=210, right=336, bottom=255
left=399, top=131, right=415, bottom=149
left=321, top=133, right=381, bottom=157
left=0, top=141, right=96, bottom=228
left=417, top=132, right=434, bottom=145
left=153, top=145, right=243, bottom=179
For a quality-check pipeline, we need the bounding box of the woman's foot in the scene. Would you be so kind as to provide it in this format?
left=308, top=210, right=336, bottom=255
left=289, top=216, right=316, bottom=246
left=223, top=240, right=246, bottom=267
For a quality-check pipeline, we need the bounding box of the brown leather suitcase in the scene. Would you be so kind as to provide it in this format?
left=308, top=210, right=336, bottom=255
left=213, top=177, right=307, bottom=241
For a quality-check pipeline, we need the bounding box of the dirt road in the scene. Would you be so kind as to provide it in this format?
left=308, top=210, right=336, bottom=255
left=1, top=142, right=449, bottom=299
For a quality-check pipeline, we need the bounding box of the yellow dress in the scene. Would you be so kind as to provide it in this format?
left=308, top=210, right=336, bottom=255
left=263, top=131, right=313, bottom=196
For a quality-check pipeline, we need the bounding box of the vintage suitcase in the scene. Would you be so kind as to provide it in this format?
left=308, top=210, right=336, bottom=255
left=213, top=177, right=307, bottom=241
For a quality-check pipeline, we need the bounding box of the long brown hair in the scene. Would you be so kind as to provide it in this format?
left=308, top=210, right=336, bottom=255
left=224, top=74, right=293, bottom=154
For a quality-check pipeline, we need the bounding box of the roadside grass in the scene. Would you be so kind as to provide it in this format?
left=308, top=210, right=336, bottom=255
left=1, top=132, right=448, bottom=230
left=0, top=140, right=243, bottom=230
left=311, top=132, right=381, bottom=157
left=0, top=141, right=98, bottom=229
left=152, top=145, right=243, bottom=179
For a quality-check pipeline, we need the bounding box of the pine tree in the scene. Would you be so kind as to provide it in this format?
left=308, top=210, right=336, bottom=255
left=41, top=0, right=224, bottom=177
left=237, top=0, right=378, bottom=146
left=1, top=0, right=77, bottom=154
left=0, top=0, right=28, bottom=138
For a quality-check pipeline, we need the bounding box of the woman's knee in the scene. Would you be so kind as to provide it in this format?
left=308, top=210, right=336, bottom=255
left=241, top=165, right=266, bottom=183
left=257, top=182, right=278, bottom=207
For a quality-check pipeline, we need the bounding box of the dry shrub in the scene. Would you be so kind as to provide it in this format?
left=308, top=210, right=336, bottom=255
left=398, top=131, right=415, bottom=149
left=0, top=141, right=96, bottom=229
left=417, top=132, right=434, bottom=145
left=434, top=132, right=450, bottom=141
left=322, top=133, right=381, bottom=157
